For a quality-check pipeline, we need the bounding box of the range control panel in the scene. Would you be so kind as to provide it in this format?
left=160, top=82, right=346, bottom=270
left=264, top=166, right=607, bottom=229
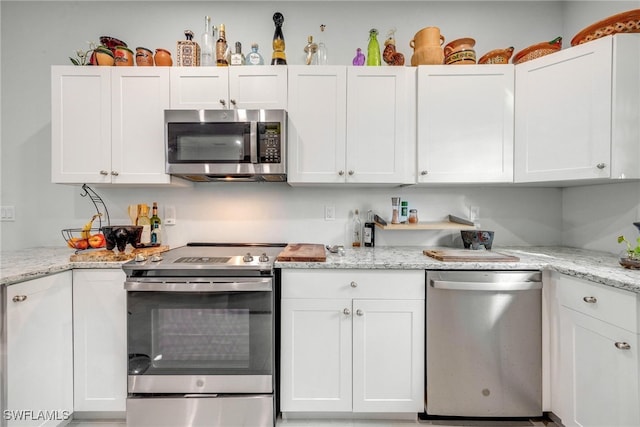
left=258, top=122, right=282, bottom=164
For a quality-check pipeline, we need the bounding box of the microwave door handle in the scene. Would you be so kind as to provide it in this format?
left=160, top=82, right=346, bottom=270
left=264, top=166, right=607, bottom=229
left=250, top=121, right=258, bottom=164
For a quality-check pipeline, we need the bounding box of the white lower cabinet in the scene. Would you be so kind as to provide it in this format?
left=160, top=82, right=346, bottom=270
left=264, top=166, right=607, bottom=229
left=280, top=269, right=424, bottom=416
left=550, top=273, right=640, bottom=427
left=72, top=269, right=127, bottom=414
left=5, top=272, right=73, bottom=426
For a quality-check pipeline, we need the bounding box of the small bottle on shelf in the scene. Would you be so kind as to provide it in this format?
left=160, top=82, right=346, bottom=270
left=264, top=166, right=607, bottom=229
left=352, top=209, right=362, bottom=247
left=364, top=210, right=375, bottom=247
left=216, top=24, right=229, bottom=66
left=150, top=202, right=162, bottom=245
left=230, top=41, right=246, bottom=65
left=136, top=204, right=151, bottom=246
left=400, top=200, right=409, bottom=223
left=246, top=43, right=264, bottom=65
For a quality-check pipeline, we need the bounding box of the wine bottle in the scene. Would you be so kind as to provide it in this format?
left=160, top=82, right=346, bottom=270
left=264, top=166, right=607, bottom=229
left=352, top=209, right=362, bottom=247
left=201, top=16, right=215, bottom=66
left=216, top=24, right=229, bottom=66
left=271, top=12, right=287, bottom=65
left=150, top=202, right=162, bottom=245
left=136, top=204, right=151, bottom=246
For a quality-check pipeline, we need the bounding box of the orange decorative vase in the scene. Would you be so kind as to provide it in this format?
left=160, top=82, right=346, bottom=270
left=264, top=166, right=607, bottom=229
left=410, top=27, right=445, bottom=66
left=154, top=48, right=173, bottom=66
left=94, top=47, right=115, bottom=66
left=135, top=47, right=154, bottom=66
left=114, top=46, right=134, bottom=66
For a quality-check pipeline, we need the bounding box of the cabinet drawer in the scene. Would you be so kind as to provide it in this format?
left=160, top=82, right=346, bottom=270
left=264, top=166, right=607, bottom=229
left=281, top=269, right=424, bottom=300
left=557, top=275, right=639, bottom=333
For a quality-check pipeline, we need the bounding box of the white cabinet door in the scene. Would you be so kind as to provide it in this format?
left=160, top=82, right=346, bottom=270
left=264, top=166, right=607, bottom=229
left=72, top=269, right=127, bottom=413
left=228, top=66, right=287, bottom=109
left=352, top=299, right=424, bottom=413
left=346, top=67, right=416, bottom=184
left=169, top=67, right=229, bottom=109
left=6, top=272, right=73, bottom=427
left=287, top=66, right=347, bottom=184
left=280, top=298, right=352, bottom=412
left=417, top=65, right=514, bottom=183
left=515, top=34, right=640, bottom=183
left=111, top=68, right=170, bottom=184
left=559, top=307, right=640, bottom=427
left=51, top=66, right=111, bottom=184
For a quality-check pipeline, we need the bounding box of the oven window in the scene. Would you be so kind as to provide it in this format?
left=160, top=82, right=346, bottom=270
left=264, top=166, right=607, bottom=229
left=127, top=291, right=272, bottom=376
left=168, top=122, right=251, bottom=163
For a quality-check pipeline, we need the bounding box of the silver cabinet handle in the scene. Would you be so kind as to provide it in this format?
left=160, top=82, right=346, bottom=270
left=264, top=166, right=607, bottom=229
left=12, top=295, right=27, bottom=303
left=348, top=170, right=354, bottom=176
left=100, top=170, right=109, bottom=175
left=583, top=296, right=597, bottom=303
left=420, top=170, right=428, bottom=175
left=111, top=171, right=119, bottom=176
left=219, top=99, right=226, bottom=107
left=356, top=309, right=364, bottom=316
left=615, top=342, right=631, bottom=350
left=338, top=170, right=345, bottom=176
left=343, top=308, right=351, bottom=316
left=350, top=281, right=357, bottom=288
left=230, top=99, right=236, bottom=106
left=596, top=163, right=606, bottom=169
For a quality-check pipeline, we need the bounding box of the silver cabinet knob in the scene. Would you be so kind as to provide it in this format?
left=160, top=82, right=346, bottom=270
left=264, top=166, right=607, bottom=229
left=111, top=171, right=119, bottom=176
left=356, top=309, right=364, bottom=316
left=596, top=163, right=606, bottom=170
left=615, top=342, right=631, bottom=350
left=338, top=170, right=345, bottom=176
left=420, top=170, right=428, bottom=175
left=100, top=170, right=109, bottom=175
left=348, top=170, right=354, bottom=176
left=230, top=99, right=236, bottom=106
left=583, top=296, right=597, bottom=303
left=242, top=252, right=254, bottom=262
left=343, top=308, right=351, bottom=316
left=219, top=99, right=226, bottom=107
left=350, top=281, right=357, bottom=288
left=12, top=295, right=27, bottom=303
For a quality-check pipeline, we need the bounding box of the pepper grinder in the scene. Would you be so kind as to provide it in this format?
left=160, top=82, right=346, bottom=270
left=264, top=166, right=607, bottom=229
left=391, top=197, right=400, bottom=224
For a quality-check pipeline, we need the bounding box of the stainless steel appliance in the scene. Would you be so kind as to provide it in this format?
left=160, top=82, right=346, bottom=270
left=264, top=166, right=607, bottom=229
left=123, top=243, right=285, bottom=427
left=165, top=109, right=286, bottom=182
left=425, top=270, right=543, bottom=418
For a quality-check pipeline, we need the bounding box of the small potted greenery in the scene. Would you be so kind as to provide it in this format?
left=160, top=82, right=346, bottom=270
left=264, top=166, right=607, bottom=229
left=617, top=231, right=640, bottom=269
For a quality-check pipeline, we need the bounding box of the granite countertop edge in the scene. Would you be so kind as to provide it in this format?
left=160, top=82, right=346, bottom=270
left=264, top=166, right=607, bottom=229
left=2, top=245, right=639, bottom=293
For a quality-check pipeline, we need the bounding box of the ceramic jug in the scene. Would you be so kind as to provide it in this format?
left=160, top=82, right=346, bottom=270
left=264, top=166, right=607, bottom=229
left=154, top=48, right=173, bottom=66
left=410, top=27, right=445, bottom=66
left=135, top=47, right=154, bottom=66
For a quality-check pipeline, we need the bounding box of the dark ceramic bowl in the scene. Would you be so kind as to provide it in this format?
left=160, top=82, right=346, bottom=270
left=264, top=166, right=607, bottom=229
left=461, top=230, right=495, bottom=250
left=101, top=226, right=143, bottom=252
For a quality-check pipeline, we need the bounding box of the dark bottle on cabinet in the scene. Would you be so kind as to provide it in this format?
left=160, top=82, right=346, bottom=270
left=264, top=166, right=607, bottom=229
left=364, top=210, right=375, bottom=247
left=150, top=202, right=162, bottom=245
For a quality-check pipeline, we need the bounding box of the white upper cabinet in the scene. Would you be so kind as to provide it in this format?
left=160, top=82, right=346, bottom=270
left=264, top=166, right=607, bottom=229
left=51, top=66, right=171, bottom=184
left=515, top=34, right=640, bottom=184
left=170, top=66, right=287, bottom=110
left=287, top=66, right=415, bottom=185
left=417, top=65, right=514, bottom=183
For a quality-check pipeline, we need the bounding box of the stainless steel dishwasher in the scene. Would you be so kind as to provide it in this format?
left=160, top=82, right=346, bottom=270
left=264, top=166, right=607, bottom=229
left=426, top=270, right=543, bottom=418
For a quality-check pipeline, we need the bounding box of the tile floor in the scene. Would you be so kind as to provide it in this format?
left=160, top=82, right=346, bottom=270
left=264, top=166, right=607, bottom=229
left=67, top=416, right=558, bottom=427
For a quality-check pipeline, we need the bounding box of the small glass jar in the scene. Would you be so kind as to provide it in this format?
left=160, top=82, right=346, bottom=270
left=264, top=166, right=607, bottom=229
left=408, top=209, right=418, bottom=224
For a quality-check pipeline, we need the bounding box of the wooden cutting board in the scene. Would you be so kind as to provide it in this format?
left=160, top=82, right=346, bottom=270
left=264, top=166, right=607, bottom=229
left=276, top=243, right=326, bottom=262
left=424, top=249, right=520, bottom=262
left=70, top=245, right=170, bottom=262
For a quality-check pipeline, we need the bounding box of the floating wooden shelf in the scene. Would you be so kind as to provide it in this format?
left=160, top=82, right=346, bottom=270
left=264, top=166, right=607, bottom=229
left=374, top=221, right=476, bottom=231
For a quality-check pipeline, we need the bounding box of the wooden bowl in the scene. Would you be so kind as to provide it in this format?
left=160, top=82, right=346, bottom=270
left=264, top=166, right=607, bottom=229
left=478, top=47, right=514, bottom=64
left=513, top=37, right=562, bottom=64
left=571, top=8, right=640, bottom=46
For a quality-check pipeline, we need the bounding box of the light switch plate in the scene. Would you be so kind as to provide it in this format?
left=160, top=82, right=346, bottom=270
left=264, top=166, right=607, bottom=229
left=325, top=205, right=335, bottom=221
left=164, top=205, right=176, bottom=225
left=1, top=206, right=15, bottom=221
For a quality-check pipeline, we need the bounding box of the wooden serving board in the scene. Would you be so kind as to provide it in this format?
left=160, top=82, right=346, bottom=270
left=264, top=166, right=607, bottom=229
left=276, top=243, right=326, bottom=262
left=423, top=249, right=520, bottom=262
left=70, top=245, right=170, bottom=262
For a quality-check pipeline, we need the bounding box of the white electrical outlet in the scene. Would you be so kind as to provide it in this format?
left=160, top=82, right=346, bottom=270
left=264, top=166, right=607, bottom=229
left=1, top=206, right=15, bottom=221
left=325, top=205, right=335, bottom=221
left=164, top=205, right=176, bottom=225
left=470, top=206, right=480, bottom=222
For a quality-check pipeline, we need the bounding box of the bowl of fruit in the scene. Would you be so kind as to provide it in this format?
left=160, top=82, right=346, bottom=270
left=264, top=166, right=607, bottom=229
left=62, top=214, right=106, bottom=251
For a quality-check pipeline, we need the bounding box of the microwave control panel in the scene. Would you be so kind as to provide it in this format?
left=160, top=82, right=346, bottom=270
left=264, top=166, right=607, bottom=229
left=258, top=122, right=282, bottom=164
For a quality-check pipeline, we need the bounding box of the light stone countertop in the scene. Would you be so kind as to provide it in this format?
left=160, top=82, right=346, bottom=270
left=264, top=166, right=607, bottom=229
left=1, top=245, right=639, bottom=294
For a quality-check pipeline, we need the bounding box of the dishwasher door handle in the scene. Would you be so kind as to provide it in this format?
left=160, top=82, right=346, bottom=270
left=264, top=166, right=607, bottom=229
left=430, top=280, right=542, bottom=291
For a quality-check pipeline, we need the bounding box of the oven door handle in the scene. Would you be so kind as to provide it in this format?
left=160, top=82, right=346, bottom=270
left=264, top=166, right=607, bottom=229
left=124, top=279, right=272, bottom=292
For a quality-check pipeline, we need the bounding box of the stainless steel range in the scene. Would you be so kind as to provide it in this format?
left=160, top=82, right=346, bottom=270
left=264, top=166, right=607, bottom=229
left=122, top=243, right=285, bottom=427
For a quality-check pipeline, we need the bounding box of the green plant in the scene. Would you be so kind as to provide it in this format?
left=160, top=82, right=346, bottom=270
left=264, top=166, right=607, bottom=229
left=617, top=235, right=640, bottom=260
left=69, top=41, right=98, bottom=66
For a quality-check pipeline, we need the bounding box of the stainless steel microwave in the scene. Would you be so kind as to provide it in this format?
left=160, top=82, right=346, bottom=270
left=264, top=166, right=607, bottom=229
left=165, top=109, right=286, bottom=182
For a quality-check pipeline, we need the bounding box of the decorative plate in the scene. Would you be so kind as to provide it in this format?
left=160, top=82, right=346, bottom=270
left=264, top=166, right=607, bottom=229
left=512, top=37, right=562, bottom=65
left=478, top=47, right=514, bottom=64
left=571, top=9, right=640, bottom=46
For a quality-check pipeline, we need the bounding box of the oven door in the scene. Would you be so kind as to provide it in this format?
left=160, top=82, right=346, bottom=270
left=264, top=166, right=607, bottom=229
left=125, top=277, right=273, bottom=394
